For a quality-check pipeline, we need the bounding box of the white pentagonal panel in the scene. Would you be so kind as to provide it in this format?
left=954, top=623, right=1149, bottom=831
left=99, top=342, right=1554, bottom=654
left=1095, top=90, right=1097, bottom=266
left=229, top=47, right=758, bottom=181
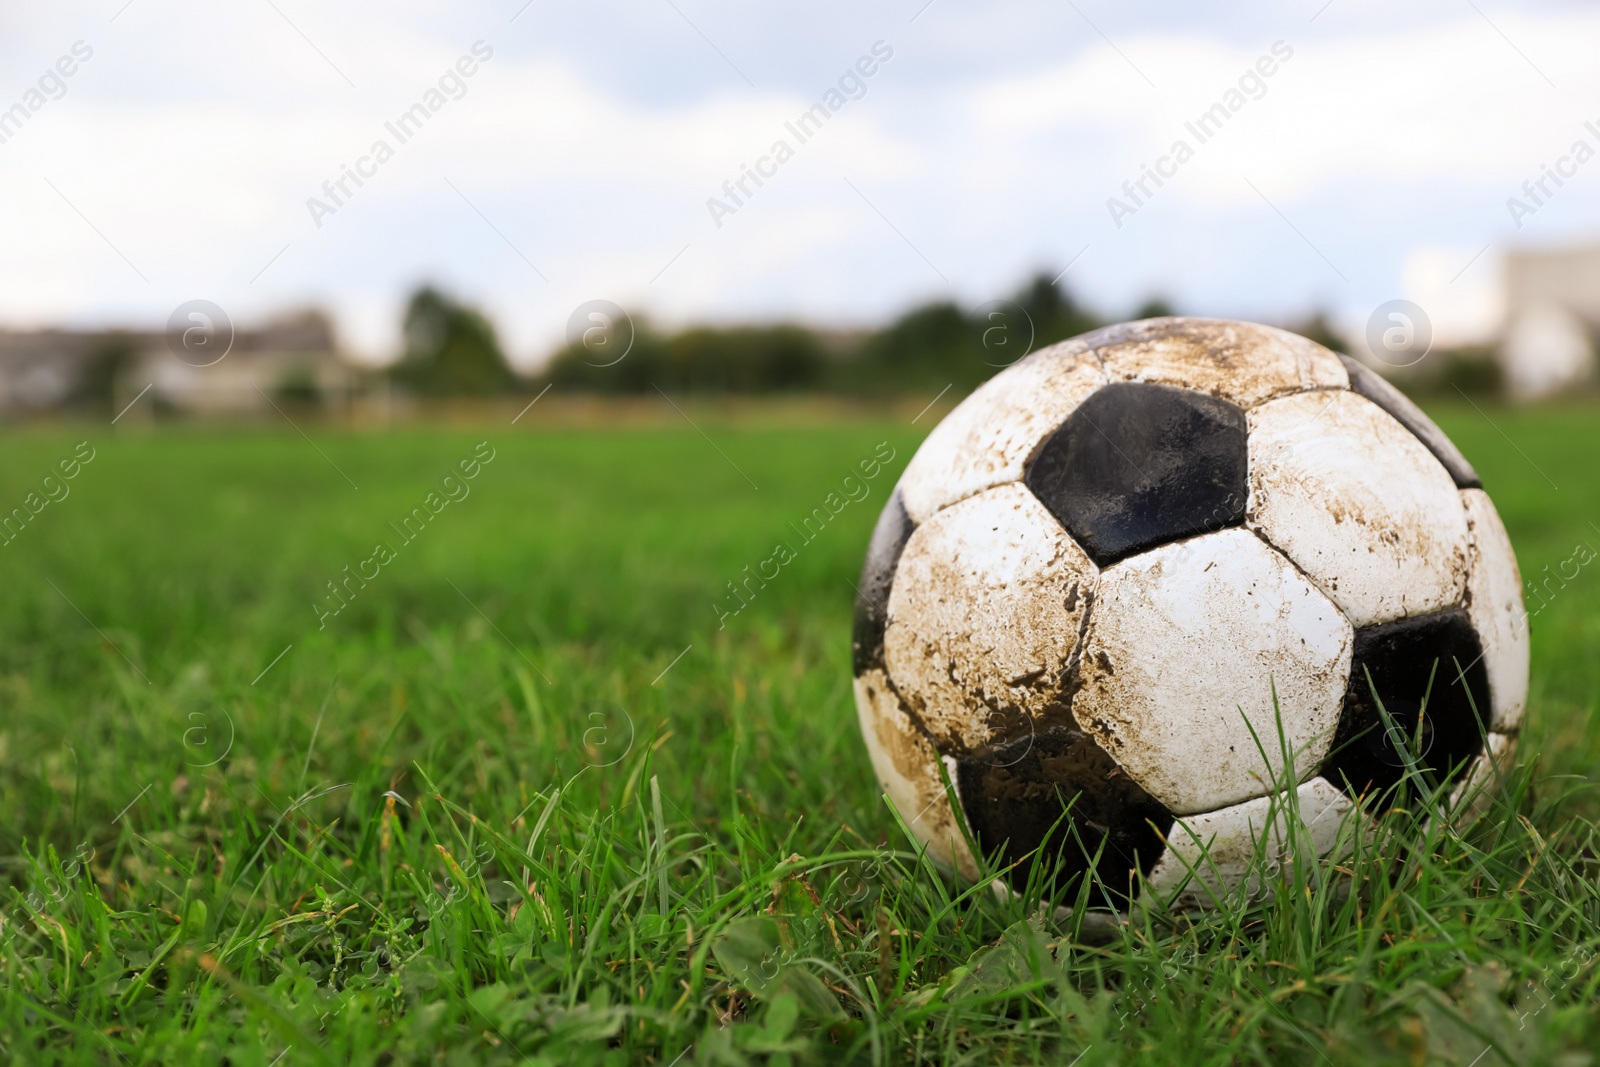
left=1448, top=732, right=1517, bottom=823
left=1248, top=390, right=1470, bottom=627
left=853, top=669, right=979, bottom=880
left=1144, top=777, right=1356, bottom=910
left=1461, top=490, right=1530, bottom=731
left=897, top=342, right=1106, bottom=523
left=884, top=483, right=1098, bottom=752
left=1096, top=318, right=1349, bottom=410
left=1073, top=529, right=1353, bottom=814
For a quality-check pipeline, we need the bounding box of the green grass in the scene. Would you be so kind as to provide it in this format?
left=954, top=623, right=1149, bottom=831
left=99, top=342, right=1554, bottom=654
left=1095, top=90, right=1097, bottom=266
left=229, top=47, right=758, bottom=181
left=1, top=399, right=1597, bottom=1065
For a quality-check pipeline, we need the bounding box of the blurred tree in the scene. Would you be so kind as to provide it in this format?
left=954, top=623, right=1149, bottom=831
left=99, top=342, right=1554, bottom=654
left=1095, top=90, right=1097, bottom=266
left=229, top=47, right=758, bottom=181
left=1403, top=345, right=1504, bottom=397
left=76, top=332, right=140, bottom=411
left=543, top=318, right=660, bottom=393
left=1016, top=272, right=1102, bottom=347
left=664, top=325, right=825, bottom=392
left=543, top=322, right=824, bottom=394
left=274, top=366, right=321, bottom=407
left=1132, top=296, right=1177, bottom=320
left=1440, top=348, right=1504, bottom=395
left=1294, top=311, right=1349, bottom=354
left=844, top=273, right=1105, bottom=394
left=393, top=286, right=518, bottom=395
left=850, top=301, right=977, bottom=392
left=537, top=271, right=1121, bottom=397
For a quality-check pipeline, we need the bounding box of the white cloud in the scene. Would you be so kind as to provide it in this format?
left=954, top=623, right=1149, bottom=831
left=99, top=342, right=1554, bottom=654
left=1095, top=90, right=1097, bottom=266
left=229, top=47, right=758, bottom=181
left=0, top=1, right=1597, bottom=363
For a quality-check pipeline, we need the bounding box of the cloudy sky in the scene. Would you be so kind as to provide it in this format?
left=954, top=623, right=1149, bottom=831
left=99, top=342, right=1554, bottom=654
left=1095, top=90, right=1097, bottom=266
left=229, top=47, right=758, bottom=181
left=1, top=0, right=1597, bottom=366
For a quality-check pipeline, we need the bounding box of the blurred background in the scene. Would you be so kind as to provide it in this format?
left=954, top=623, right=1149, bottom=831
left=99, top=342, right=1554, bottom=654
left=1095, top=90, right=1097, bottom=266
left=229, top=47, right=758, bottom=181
left=3, top=0, right=1599, bottom=415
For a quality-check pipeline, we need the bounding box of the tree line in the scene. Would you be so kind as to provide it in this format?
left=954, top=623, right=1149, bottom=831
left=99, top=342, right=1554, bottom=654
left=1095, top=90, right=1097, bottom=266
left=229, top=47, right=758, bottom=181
left=399, top=273, right=1190, bottom=397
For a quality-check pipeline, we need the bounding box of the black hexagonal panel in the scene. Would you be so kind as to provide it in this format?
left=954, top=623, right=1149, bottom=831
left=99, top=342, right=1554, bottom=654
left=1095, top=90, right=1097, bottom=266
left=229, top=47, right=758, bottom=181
left=851, top=488, right=914, bottom=677
left=956, top=723, right=1173, bottom=908
left=1339, top=354, right=1481, bottom=489
left=1321, top=610, right=1491, bottom=803
left=1023, top=382, right=1248, bottom=566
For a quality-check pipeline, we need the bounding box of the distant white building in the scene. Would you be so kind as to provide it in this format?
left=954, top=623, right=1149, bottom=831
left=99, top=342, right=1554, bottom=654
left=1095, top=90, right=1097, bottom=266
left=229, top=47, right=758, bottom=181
left=132, top=310, right=357, bottom=415
left=0, top=310, right=357, bottom=417
left=0, top=329, right=110, bottom=411
left=1500, top=244, right=1600, bottom=399
left=1383, top=242, right=1599, bottom=400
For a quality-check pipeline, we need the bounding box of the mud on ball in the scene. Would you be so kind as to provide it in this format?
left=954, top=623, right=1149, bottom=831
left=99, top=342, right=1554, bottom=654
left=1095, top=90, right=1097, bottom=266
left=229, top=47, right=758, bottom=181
left=852, top=317, right=1528, bottom=912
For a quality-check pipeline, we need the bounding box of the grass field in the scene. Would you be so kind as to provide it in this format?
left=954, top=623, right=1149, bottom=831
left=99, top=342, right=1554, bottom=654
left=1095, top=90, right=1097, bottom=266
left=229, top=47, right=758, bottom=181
left=2, top=398, right=1598, bottom=1065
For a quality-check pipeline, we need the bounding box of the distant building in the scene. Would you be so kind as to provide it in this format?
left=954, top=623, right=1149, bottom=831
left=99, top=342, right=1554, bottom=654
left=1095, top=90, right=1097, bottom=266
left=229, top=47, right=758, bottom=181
left=0, top=329, right=120, bottom=412
left=132, top=310, right=357, bottom=415
left=0, top=310, right=357, bottom=417
left=1368, top=242, right=1600, bottom=400
left=1500, top=244, right=1600, bottom=399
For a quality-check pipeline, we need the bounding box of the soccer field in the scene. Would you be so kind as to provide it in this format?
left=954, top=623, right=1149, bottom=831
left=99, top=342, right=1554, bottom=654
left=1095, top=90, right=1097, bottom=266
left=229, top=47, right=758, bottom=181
left=2, top=400, right=1597, bottom=1064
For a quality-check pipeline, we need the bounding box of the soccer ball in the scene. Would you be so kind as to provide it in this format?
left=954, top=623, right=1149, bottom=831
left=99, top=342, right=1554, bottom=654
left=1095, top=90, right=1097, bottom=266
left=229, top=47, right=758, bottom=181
left=852, top=318, right=1528, bottom=911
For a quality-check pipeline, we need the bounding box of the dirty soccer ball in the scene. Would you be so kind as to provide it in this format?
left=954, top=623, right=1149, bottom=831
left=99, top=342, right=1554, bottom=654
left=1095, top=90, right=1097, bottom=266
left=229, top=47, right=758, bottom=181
left=852, top=318, right=1529, bottom=911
